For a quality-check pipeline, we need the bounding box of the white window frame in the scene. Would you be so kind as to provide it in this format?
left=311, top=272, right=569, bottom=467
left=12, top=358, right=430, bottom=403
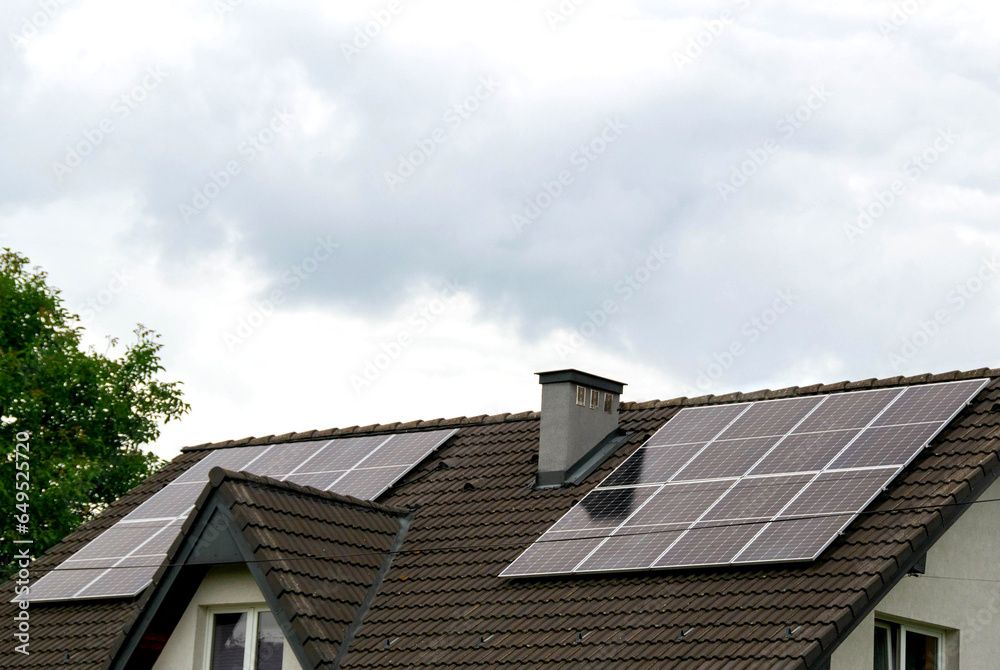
left=203, top=605, right=276, bottom=670
left=900, top=621, right=945, bottom=670
left=874, top=618, right=946, bottom=670
left=874, top=621, right=896, bottom=670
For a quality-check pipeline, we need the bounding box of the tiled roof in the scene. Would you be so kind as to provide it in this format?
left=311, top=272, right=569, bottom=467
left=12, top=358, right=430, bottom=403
left=2, top=368, right=1000, bottom=670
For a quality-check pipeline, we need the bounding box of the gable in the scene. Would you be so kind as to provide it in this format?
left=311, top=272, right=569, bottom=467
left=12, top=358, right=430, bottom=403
left=151, top=565, right=303, bottom=670
left=109, top=470, right=411, bottom=670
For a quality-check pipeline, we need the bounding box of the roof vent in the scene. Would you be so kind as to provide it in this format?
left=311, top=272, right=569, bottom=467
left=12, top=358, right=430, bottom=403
left=535, top=369, right=626, bottom=488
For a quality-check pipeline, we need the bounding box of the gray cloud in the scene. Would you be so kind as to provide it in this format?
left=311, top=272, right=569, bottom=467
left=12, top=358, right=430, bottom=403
left=3, top=0, right=1000, bottom=404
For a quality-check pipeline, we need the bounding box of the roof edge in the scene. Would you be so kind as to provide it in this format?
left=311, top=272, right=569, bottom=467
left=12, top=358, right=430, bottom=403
left=179, top=366, right=998, bottom=453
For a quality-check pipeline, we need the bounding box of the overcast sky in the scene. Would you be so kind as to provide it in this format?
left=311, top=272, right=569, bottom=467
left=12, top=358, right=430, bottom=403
left=3, top=0, right=999, bottom=460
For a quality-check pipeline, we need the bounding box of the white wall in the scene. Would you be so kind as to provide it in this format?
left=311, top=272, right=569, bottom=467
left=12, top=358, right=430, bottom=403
left=831, top=477, right=1000, bottom=669
left=151, top=564, right=303, bottom=670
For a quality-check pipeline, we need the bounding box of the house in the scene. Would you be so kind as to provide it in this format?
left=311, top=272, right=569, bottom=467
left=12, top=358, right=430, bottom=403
left=4, top=367, right=1000, bottom=670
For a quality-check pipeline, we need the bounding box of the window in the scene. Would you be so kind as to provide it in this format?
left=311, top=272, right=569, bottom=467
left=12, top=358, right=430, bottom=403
left=589, top=388, right=599, bottom=409
left=603, top=392, right=613, bottom=413
left=874, top=620, right=944, bottom=670
left=207, top=607, right=284, bottom=670
left=576, top=385, right=587, bottom=406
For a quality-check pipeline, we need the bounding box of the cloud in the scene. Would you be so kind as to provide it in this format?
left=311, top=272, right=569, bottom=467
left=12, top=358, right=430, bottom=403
left=3, top=0, right=1000, bottom=456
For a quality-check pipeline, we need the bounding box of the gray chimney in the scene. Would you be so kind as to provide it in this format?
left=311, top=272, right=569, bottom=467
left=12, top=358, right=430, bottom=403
left=536, top=369, right=627, bottom=488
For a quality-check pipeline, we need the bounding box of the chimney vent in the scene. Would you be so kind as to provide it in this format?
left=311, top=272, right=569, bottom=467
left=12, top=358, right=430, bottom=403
left=536, top=369, right=626, bottom=488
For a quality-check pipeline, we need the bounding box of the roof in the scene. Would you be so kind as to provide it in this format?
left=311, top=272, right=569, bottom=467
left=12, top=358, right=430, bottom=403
left=3, top=367, right=1000, bottom=670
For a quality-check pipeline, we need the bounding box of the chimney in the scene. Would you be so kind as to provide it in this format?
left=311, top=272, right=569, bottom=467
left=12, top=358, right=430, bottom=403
left=536, top=369, right=627, bottom=488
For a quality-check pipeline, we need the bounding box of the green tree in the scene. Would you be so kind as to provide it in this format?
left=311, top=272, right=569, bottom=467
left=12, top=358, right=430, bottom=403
left=0, top=249, right=189, bottom=576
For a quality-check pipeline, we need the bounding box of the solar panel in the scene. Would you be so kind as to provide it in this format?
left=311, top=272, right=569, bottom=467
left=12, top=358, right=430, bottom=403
left=501, top=378, right=990, bottom=578
left=20, top=428, right=458, bottom=603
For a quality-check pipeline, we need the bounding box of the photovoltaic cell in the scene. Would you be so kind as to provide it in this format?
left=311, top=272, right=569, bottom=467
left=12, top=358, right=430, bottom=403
left=114, top=553, right=169, bottom=569
left=246, top=440, right=330, bottom=478
left=827, top=423, right=942, bottom=469
left=748, top=430, right=860, bottom=476
left=779, top=469, right=894, bottom=518
left=122, top=483, right=204, bottom=521
left=599, top=444, right=707, bottom=488
left=552, top=487, right=659, bottom=533
left=793, top=388, right=902, bottom=432
left=873, top=380, right=987, bottom=426
left=65, top=524, right=172, bottom=563
left=282, top=471, right=348, bottom=491
left=672, top=436, right=782, bottom=481
left=646, top=404, right=748, bottom=446
left=501, top=378, right=990, bottom=579
left=502, top=537, right=606, bottom=577
left=364, top=432, right=455, bottom=468
left=621, top=481, right=733, bottom=528
left=332, top=466, right=412, bottom=499
left=734, top=514, right=854, bottom=563
left=702, top=475, right=813, bottom=522
left=173, top=445, right=274, bottom=484
left=715, top=396, right=823, bottom=440
left=20, top=568, right=107, bottom=603
left=21, top=428, right=459, bottom=603
left=76, top=567, right=156, bottom=600
left=285, top=435, right=387, bottom=475
left=654, top=522, right=768, bottom=568
left=577, top=527, right=685, bottom=573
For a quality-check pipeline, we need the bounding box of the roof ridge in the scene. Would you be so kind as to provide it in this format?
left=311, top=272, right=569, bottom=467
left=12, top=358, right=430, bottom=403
left=207, top=467, right=412, bottom=517
left=181, top=410, right=540, bottom=452
left=619, top=366, right=998, bottom=410
left=179, top=366, right=998, bottom=453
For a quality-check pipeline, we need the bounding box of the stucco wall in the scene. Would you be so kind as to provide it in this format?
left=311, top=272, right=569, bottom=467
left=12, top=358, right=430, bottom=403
left=151, top=564, right=302, bottom=670
left=831, top=477, right=1000, bottom=669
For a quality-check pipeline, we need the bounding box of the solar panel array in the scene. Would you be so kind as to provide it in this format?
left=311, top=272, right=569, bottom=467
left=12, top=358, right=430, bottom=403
left=20, top=429, right=458, bottom=603
left=501, top=379, right=989, bottom=578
